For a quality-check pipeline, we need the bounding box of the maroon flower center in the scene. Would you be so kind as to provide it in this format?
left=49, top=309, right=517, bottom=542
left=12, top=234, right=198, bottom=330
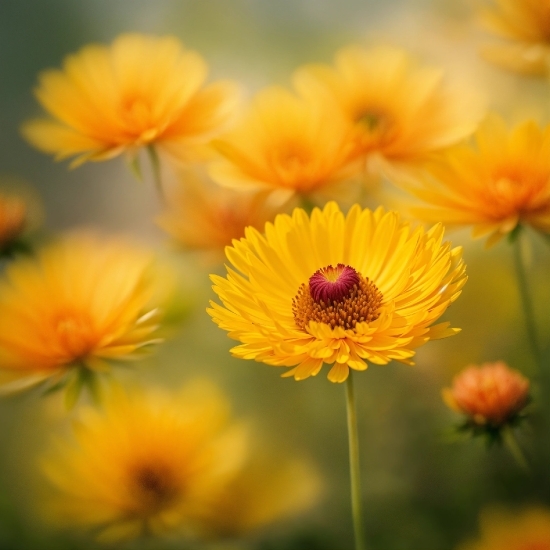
left=309, top=264, right=360, bottom=303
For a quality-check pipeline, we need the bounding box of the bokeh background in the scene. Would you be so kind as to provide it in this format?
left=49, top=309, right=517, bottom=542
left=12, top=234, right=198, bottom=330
left=1, top=1, right=550, bottom=549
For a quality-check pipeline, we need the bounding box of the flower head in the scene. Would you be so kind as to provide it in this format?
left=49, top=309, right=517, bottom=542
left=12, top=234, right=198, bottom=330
left=479, top=0, right=550, bottom=75
left=22, top=34, right=239, bottom=167
left=209, top=86, right=359, bottom=202
left=208, top=202, right=466, bottom=383
left=157, top=169, right=289, bottom=261
left=443, top=361, right=530, bottom=427
left=0, top=193, right=27, bottom=252
left=294, top=46, right=481, bottom=178
left=0, top=234, right=163, bottom=395
left=457, top=506, right=550, bottom=550
left=41, top=382, right=247, bottom=542
left=405, top=114, right=550, bottom=247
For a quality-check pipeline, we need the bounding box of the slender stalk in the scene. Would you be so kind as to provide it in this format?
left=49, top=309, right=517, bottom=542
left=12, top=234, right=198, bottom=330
left=512, top=230, right=542, bottom=372
left=146, top=145, right=165, bottom=202
left=502, top=426, right=529, bottom=472
left=346, top=372, right=367, bottom=550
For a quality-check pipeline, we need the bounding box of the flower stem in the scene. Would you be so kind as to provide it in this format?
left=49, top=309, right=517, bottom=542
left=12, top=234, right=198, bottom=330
left=512, top=229, right=542, bottom=372
left=146, top=145, right=165, bottom=202
left=346, top=372, right=367, bottom=550
left=502, top=426, right=529, bottom=472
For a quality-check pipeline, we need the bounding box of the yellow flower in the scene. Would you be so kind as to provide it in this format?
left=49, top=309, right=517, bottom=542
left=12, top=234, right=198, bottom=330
left=479, top=0, right=550, bottom=75
left=457, top=507, right=550, bottom=550
left=209, top=86, right=359, bottom=202
left=41, top=381, right=247, bottom=542
left=157, top=169, right=289, bottom=261
left=0, top=234, right=162, bottom=394
left=294, top=46, right=481, bottom=179
left=405, top=114, right=550, bottom=247
left=22, top=34, right=240, bottom=167
left=208, top=202, right=466, bottom=383
left=443, top=361, right=530, bottom=427
left=202, top=451, right=322, bottom=538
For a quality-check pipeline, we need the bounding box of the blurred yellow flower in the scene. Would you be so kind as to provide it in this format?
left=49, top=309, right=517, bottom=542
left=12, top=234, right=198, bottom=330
left=457, top=506, right=550, bottom=550
left=208, top=202, right=466, bottom=383
left=203, top=451, right=322, bottom=538
left=0, top=234, right=162, bottom=396
left=209, top=86, right=359, bottom=203
left=479, top=0, right=550, bottom=75
left=294, top=46, right=481, bottom=180
left=41, top=382, right=247, bottom=542
left=157, top=169, right=289, bottom=261
left=443, top=361, right=530, bottom=427
left=22, top=34, right=240, bottom=167
left=405, top=114, right=550, bottom=247
left=0, top=194, right=27, bottom=251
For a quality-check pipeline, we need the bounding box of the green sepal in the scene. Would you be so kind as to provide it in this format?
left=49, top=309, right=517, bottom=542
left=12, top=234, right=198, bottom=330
left=128, top=154, right=143, bottom=182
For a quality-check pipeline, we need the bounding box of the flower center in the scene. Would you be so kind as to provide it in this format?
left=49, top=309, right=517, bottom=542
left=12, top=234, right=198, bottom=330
left=131, top=464, right=178, bottom=515
left=293, top=264, right=383, bottom=331
left=55, top=314, right=96, bottom=361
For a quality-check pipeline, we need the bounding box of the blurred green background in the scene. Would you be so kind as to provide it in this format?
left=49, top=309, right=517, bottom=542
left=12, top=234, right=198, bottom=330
left=1, top=1, right=550, bottom=549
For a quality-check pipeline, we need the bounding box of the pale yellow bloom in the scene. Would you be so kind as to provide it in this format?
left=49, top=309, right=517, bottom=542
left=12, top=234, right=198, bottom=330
left=0, top=234, right=162, bottom=393
left=203, top=452, right=322, bottom=538
left=294, top=46, right=481, bottom=180
left=458, top=507, right=550, bottom=550
left=443, top=361, right=530, bottom=427
left=157, top=169, right=289, bottom=261
left=22, top=34, right=240, bottom=167
left=405, top=114, right=550, bottom=247
left=479, top=0, right=550, bottom=75
left=41, top=382, right=248, bottom=542
left=209, top=86, right=360, bottom=202
left=209, top=202, right=466, bottom=383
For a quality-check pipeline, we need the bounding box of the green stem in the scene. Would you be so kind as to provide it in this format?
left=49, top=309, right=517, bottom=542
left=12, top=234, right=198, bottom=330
left=512, top=230, right=542, bottom=372
left=502, top=426, right=529, bottom=472
left=346, top=372, right=367, bottom=550
left=146, top=145, right=165, bottom=202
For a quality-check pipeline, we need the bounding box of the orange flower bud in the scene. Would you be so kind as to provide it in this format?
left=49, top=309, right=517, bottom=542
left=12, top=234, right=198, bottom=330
left=0, top=194, right=27, bottom=249
left=443, top=362, right=530, bottom=427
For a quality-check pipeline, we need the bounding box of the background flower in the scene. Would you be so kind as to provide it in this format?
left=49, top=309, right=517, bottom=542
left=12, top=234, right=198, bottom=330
left=21, top=33, right=240, bottom=167
left=404, top=114, right=550, bottom=247
left=40, top=381, right=248, bottom=542
left=0, top=233, right=163, bottom=398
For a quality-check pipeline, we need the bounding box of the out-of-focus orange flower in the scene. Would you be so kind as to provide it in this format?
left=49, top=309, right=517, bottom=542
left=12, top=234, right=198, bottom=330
left=443, top=361, right=530, bottom=427
left=479, top=0, right=550, bottom=75
left=22, top=34, right=240, bottom=167
left=0, top=234, right=163, bottom=398
left=294, top=45, right=481, bottom=180
left=157, top=170, right=290, bottom=261
left=0, top=194, right=27, bottom=251
left=405, top=114, right=550, bottom=247
left=457, top=506, right=550, bottom=550
left=209, top=86, right=360, bottom=203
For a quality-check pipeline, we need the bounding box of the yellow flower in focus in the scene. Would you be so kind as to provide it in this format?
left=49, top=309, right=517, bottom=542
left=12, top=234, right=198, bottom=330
left=479, top=0, right=550, bottom=75
left=294, top=46, right=481, bottom=179
left=41, top=382, right=247, bottom=542
left=0, top=234, right=162, bottom=394
left=443, top=361, right=530, bottom=427
left=208, top=202, right=466, bottom=383
left=22, top=34, right=240, bottom=167
left=157, top=169, right=289, bottom=261
left=210, top=86, right=359, bottom=202
left=203, top=452, right=322, bottom=538
left=405, top=114, right=550, bottom=247
left=457, top=507, right=550, bottom=550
